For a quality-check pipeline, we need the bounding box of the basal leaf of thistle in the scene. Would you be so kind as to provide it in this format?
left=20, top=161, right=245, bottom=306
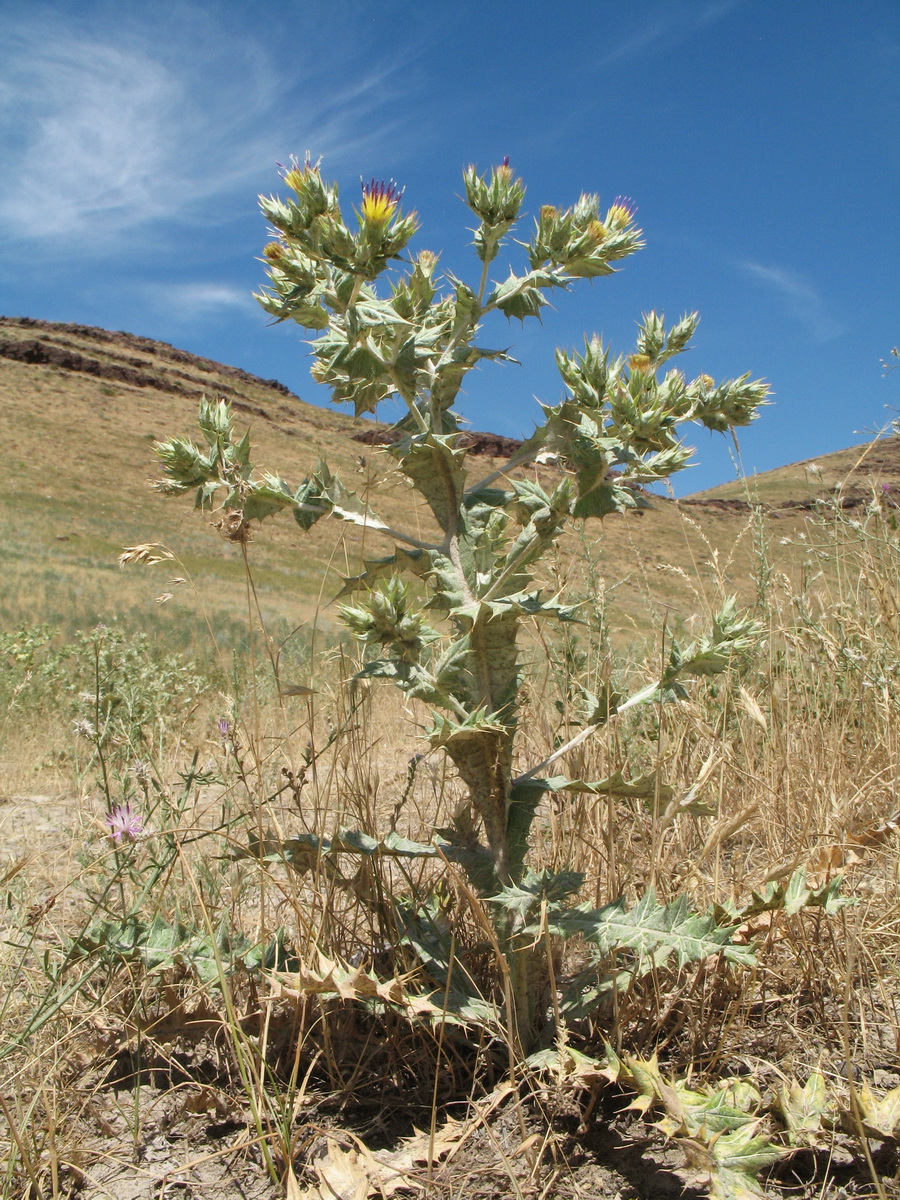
left=851, top=1083, right=900, bottom=1140
left=661, top=1084, right=762, bottom=1139
left=392, top=897, right=501, bottom=1029
left=489, top=868, right=585, bottom=919
left=777, top=1072, right=836, bottom=1147
left=540, top=889, right=756, bottom=968
left=706, top=1125, right=783, bottom=1199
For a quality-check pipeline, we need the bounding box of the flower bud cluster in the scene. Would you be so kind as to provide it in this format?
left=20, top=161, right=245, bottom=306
left=529, top=193, right=643, bottom=278
left=257, top=159, right=420, bottom=327
left=464, top=159, right=526, bottom=264
left=390, top=250, right=440, bottom=320
left=688, top=374, right=771, bottom=431
left=339, top=578, right=434, bottom=663
left=542, top=313, right=769, bottom=510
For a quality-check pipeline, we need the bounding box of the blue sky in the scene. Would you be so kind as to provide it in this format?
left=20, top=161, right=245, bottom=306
left=1, top=0, right=897, bottom=494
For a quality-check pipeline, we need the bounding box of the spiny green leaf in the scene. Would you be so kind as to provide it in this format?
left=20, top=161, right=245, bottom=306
left=539, top=771, right=674, bottom=803
left=489, top=868, right=585, bottom=918
left=545, top=888, right=756, bottom=968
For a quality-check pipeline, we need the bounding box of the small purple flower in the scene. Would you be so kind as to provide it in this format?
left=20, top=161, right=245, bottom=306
left=881, top=483, right=891, bottom=494
left=217, top=717, right=232, bottom=742
left=105, top=803, right=144, bottom=844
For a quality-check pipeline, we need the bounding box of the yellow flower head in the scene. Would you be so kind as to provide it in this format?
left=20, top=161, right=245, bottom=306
left=263, top=241, right=286, bottom=261
left=605, top=196, right=637, bottom=228
left=361, top=178, right=404, bottom=224
left=280, top=152, right=322, bottom=194
left=628, top=354, right=651, bottom=373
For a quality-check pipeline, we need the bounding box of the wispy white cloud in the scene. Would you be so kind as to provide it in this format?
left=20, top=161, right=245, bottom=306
left=0, top=2, right=402, bottom=253
left=143, top=282, right=253, bottom=319
left=737, top=260, right=843, bottom=342
left=599, top=0, right=746, bottom=65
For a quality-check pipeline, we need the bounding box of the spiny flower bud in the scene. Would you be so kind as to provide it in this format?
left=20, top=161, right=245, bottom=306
left=263, top=241, right=286, bottom=261
left=280, top=151, right=322, bottom=193
left=605, top=196, right=637, bottom=228
left=464, top=161, right=525, bottom=226
left=587, top=219, right=609, bottom=244
left=628, top=354, right=652, bottom=372
left=416, top=249, right=439, bottom=277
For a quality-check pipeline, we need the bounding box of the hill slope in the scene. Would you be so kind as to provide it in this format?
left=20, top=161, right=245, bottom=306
left=2, top=316, right=894, bottom=648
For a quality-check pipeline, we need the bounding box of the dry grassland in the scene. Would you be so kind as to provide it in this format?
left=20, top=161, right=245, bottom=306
left=2, top=322, right=900, bottom=1199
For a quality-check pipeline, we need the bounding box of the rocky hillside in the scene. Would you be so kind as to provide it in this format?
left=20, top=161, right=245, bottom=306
left=1, top=316, right=894, bottom=645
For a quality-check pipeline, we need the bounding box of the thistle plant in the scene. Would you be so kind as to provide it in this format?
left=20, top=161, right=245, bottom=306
left=156, top=156, right=771, bottom=1049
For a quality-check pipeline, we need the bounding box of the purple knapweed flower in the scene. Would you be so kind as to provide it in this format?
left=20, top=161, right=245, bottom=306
left=105, top=803, right=144, bottom=844
left=881, top=483, right=891, bottom=494
left=217, top=717, right=232, bottom=741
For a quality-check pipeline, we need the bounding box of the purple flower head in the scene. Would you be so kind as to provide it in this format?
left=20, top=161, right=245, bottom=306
left=106, top=803, right=144, bottom=844
left=217, top=717, right=232, bottom=740
left=501, top=156, right=510, bottom=168
left=72, top=718, right=96, bottom=741
left=882, top=483, right=892, bottom=494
